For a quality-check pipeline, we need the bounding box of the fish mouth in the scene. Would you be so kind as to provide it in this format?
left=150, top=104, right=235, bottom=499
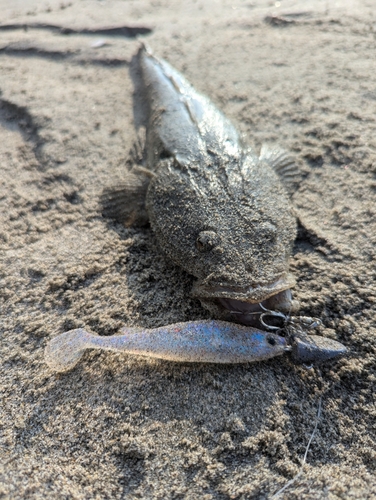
left=192, top=274, right=296, bottom=304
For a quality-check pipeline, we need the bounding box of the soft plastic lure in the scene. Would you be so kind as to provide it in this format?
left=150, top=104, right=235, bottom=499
left=45, top=320, right=288, bottom=372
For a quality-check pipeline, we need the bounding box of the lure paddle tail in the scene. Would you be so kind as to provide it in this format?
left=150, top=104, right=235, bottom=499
left=45, top=329, right=93, bottom=372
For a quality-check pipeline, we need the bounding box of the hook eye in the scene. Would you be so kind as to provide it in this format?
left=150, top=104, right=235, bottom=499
left=260, top=308, right=288, bottom=330
left=260, top=314, right=281, bottom=330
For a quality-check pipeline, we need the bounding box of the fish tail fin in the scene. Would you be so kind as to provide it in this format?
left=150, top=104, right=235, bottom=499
left=136, top=40, right=151, bottom=54
left=45, top=329, right=92, bottom=373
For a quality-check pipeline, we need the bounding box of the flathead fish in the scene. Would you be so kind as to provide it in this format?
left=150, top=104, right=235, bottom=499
left=103, top=46, right=300, bottom=325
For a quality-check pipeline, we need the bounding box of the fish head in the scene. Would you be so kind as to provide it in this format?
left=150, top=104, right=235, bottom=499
left=147, top=155, right=297, bottom=322
left=189, top=212, right=297, bottom=323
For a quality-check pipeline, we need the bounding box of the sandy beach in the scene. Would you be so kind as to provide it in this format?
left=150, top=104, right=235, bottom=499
left=1, top=0, right=376, bottom=498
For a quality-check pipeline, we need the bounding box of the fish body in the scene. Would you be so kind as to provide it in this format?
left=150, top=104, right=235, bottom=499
left=104, top=47, right=299, bottom=324
left=45, top=320, right=288, bottom=372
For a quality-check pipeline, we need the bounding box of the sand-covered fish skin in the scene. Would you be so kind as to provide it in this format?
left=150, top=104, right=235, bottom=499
left=45, top=320, right=288, bottom=372
left=103, top=46, right=299, bottom=324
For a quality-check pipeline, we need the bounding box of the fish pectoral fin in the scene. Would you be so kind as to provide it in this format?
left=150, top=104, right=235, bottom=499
left=100, top=167, right=153, bottom=227
left=259, top=144, right=301, bottom=194
left=129, top=126, right=147, bottom=166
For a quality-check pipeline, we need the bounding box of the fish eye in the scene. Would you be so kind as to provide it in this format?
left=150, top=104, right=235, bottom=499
left=196, top=231, right=219, bottom=252
left=267, top=336, right=277, bottom=346
left=257, top=222, right=277, bottom=242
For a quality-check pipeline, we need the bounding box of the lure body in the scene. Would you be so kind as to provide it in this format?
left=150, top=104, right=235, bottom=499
left=45, top=320, right=288, bottom=372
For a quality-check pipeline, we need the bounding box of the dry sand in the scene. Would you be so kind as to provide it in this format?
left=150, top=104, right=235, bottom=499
left=1, top=0, right=376, bottom=498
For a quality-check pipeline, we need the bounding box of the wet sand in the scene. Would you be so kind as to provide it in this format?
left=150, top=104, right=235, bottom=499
left=1, top=0, right=376, bottom=498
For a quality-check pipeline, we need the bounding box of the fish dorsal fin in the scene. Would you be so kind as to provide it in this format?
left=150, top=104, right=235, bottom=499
left=259, top=144, right=301, bottom=194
